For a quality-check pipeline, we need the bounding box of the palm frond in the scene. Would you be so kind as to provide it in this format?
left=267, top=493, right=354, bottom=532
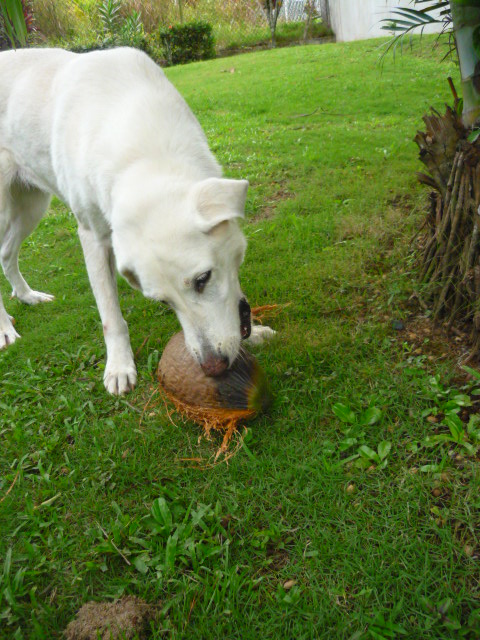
left=382, top=7, right=442, bottom=31
left=379, top=1, right=452, bottom=62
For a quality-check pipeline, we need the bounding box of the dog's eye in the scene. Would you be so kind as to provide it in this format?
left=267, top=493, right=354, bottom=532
left=194, top=270, right=211, bottom=293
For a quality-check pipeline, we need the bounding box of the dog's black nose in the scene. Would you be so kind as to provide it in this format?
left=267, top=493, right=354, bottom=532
left=239, top=297, right=251, bottom=339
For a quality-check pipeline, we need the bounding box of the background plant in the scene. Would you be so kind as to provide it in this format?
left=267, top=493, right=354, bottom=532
left=0, top=0, right=32, bottom=48
left=25, top=0, right=332, bottom=58
left=159, top=19, right=215, bottom=66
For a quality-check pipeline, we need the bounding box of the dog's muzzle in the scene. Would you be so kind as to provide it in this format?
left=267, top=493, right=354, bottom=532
left=239, top=297, right=251, bottom=340
left=201, top=354, right=229, bottom=377
left=199, top=298, right=251, bottom=377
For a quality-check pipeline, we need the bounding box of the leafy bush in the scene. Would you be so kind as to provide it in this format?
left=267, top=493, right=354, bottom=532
left=65, top=0, right=147, bottom=55
left=98, top=0, right=122, bottom=34
left=159, top=20, right=215, bottom=66
left=98, top=0, right=146, bottom=49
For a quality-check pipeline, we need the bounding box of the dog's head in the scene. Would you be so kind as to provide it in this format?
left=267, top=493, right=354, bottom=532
left=112, top=176, right=251, bottom=376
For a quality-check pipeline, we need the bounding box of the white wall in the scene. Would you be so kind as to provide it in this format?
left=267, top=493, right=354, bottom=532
left=328, top=0, right=444, bottom=42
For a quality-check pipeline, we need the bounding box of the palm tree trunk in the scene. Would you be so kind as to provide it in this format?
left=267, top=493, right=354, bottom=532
left=414, top=4, right=480, bottom=354
left=451, top=2, right=480, bottom=126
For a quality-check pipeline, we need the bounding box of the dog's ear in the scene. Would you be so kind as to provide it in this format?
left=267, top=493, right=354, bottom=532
left=193, top=178, right=248, bottom=233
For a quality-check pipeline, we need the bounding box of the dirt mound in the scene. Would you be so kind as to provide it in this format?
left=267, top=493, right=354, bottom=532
left=64, top=596, right=158, bottom=640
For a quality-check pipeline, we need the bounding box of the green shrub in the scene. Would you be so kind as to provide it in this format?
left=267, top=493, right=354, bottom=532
left=159, top=20, right=215, bottom=66
left=65, top=0, right=147, bottom=55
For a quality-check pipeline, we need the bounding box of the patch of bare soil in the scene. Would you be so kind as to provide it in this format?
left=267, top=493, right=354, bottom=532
left=394, top=310, right=480, bottom=423
left=398, top=313, right=472, bottom=363
left=381, top=193, right=480, bottom=371
left=64, top=596, right=159, bottom=640
left=252, top=183, right=292, bottom=222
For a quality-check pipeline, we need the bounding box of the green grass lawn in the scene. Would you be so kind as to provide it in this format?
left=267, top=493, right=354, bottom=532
left=2, top=37, right=480, bottom=639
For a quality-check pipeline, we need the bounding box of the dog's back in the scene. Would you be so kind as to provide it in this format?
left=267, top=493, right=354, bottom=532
left=0, top=47, right=220, bottom=210
left=0, top=49, right=73, bottom=189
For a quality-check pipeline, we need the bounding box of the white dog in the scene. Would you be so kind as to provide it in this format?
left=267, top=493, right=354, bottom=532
left=0, top=47, right=272, bottom=394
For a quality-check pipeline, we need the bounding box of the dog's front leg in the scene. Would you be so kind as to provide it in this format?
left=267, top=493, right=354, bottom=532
left=247, top=325, right=276, bottom=346
left=78, top=225, right=137, bottom=394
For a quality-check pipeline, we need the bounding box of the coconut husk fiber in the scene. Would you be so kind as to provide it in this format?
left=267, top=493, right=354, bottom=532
left=64, top=596, right=159, bottom=640
left=157, top=330, right=271, bottom=456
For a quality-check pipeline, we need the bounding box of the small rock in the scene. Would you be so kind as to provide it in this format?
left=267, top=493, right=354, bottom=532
left=283, top=580, right=297, bottom=590
left=392, top=319, right=405, bottom=331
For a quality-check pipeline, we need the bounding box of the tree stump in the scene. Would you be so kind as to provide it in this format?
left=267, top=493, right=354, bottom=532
left=416, top=103, right=480, bottom=356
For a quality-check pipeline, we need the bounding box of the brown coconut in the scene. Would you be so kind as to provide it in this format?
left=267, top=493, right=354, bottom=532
left=157, top=332, right=270, bottom=447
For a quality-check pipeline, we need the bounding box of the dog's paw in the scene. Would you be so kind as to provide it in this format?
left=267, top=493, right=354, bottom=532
left=246, top=325, right=276, bottom=346
left=13, top=289, right=55, bottom=305
left=104, top=362, right=137, bottom=395
left=0, top=318, right=20, bottom=349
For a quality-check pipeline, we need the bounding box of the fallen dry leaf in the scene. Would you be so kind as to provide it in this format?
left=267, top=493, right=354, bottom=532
left=283, top=580, right=297, bottom=591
